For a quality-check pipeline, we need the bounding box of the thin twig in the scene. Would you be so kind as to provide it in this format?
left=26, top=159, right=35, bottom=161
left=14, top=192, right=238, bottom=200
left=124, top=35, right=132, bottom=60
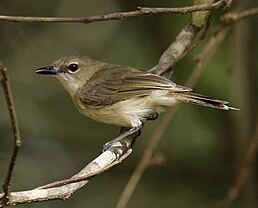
left=36, top=148, right=133, bottom=189
left=187, top=6, right=258, bottom=86
left=0, top=64, right=21, bottom=206
left=0, top=0, right=228, bottom=24
left=221, top=7, right=258, bottom=23
left=213, top=114, right=258, bottom=208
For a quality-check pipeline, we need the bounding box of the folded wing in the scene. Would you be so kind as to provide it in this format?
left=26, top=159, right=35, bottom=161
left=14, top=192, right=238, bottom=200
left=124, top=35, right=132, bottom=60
left=77, top=65, right=191, bottom=107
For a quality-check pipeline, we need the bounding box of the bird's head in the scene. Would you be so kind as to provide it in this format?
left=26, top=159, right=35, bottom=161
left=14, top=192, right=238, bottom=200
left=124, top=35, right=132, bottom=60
left=36, top=56, right=101, bottom=95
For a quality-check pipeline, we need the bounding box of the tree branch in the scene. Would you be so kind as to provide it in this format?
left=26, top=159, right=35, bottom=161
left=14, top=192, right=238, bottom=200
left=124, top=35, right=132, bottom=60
left=149, top=22, right=201, bottom=77
left=0, top=0, right=229, bottom=24
left=221, top=7, right=258, bottom=23
left=0, top=149, right=133, bottom=206
left=0, top=65, right=21, bottom=206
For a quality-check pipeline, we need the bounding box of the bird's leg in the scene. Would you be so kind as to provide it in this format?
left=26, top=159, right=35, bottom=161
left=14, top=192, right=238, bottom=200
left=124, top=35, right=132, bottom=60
left=102, top=123, right=143, bottom=152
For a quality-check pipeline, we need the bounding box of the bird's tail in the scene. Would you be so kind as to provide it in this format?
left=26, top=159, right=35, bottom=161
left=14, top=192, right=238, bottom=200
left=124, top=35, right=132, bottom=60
left=174, top=92, right=239, bottom=110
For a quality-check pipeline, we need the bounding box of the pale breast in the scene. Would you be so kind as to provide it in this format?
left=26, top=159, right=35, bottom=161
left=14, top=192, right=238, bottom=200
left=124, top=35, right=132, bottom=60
left=73, top=90, right=179, bottom=127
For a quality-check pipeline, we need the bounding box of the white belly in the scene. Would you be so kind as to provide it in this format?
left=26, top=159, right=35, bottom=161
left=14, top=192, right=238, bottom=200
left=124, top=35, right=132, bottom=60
left=74, top=90, right=178, bottom=127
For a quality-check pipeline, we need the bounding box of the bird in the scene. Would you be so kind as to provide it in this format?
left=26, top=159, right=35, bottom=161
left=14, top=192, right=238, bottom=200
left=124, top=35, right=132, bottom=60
left=36, top=55, right=238, bottom=148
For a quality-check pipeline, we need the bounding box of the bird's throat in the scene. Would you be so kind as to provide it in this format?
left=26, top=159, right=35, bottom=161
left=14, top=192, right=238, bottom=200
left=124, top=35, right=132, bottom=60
left=57, top=73, right=81, bottom=96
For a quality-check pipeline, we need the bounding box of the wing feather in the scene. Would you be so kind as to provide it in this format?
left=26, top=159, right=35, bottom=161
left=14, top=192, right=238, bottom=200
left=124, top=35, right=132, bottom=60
left=77, top=65, right=191, bottom=107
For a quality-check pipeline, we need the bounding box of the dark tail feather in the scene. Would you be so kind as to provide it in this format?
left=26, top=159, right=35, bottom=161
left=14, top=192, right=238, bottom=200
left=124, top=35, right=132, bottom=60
left=175, top=92, right=239, bottom=110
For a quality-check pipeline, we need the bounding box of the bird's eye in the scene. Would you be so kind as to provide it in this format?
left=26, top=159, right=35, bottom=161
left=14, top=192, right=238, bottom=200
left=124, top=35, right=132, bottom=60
left=68, top=63, right=79, bottom=73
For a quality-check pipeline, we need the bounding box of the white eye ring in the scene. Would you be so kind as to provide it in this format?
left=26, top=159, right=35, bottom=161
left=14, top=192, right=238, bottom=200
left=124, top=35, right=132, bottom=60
left=68, top=62, right=79, bottom=73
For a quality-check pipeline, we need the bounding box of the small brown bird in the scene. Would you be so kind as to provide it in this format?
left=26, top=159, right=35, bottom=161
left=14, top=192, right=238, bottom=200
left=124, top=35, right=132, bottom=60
left=36, top=56, right=237, bottom=147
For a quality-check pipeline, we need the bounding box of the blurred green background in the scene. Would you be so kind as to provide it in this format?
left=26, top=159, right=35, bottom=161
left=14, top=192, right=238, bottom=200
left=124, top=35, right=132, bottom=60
left=0, top=0, right=257, bottom=208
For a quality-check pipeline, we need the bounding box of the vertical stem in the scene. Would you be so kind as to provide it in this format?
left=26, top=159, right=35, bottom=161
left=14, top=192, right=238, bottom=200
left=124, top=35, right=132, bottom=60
left=0, top=65, right=21, bottom=205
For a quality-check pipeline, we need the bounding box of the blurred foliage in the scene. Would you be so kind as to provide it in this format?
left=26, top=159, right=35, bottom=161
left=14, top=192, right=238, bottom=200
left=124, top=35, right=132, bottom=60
left=0, top=1, right=257, bottom=208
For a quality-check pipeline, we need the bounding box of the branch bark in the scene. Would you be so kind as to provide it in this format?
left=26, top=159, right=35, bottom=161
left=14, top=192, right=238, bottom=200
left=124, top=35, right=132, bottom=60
left=221, top=7, right=258, bottom=23
left=0, top=0, right=229, bottom=24
left=0, top=149, right=132, bottom=206
left=0, top=65, right=21, bottom=207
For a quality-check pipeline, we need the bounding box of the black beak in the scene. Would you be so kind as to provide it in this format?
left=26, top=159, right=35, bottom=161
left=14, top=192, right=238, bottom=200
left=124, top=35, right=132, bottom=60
left=35, top=66, right=57, bottom=75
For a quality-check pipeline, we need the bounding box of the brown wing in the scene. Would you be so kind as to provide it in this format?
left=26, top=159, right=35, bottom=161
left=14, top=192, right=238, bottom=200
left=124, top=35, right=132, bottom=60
left=77, top=65, right=191, bottom=107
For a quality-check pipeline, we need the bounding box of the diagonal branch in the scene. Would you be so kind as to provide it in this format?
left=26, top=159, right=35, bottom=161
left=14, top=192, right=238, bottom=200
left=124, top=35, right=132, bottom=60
left=149, top=22, right=201, bottom=77
left=0, top=0, right=229, bottom=24
left=0, top=149, right=132, bottom=206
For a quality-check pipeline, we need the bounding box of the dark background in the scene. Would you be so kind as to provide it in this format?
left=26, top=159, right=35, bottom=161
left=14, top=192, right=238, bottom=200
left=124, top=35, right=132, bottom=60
left=0, top=1, right=257, bottom=207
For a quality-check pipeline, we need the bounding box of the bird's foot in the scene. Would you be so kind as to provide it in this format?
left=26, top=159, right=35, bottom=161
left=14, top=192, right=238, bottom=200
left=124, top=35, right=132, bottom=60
left=102, top=124, right=142, bottom=153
